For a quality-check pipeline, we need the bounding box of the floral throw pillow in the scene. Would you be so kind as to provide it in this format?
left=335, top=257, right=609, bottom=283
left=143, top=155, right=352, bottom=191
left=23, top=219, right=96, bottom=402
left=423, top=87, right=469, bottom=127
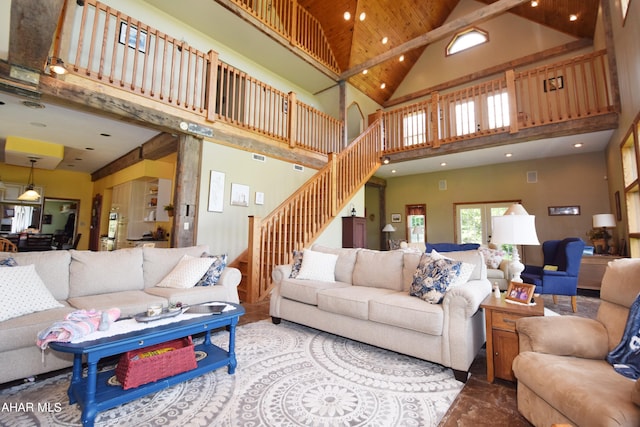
left=478, top=247, right=505, bottom=269
left=196, top=253, right=228, bottom=286
left=0, top=257, right=18, bottom=267
left=289, top=250, right=304, bottom=278
left=410, top=255, right=464, bottom=304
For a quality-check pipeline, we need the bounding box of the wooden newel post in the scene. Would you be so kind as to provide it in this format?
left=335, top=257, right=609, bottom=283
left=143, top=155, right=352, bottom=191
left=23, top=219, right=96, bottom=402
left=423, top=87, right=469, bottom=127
left=431, top=92, right=440, bottom=148
left=505, top=69, right=519, bottom=134
left=288, top=91, right=297, bottom=148
left=329, top=153, right=338, bottom=217
left=247, top=215, right=262, bottom=304
left=206, top=50, right=219, bottom=123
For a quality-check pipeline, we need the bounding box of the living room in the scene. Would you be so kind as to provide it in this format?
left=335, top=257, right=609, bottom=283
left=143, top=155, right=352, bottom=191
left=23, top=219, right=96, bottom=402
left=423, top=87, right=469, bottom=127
left=1, top=0, right=639, bottom=425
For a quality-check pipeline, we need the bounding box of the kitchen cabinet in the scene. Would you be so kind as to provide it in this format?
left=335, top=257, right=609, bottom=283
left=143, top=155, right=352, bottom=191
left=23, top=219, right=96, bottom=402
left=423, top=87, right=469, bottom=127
left=342, top=216, right=367, bottom=248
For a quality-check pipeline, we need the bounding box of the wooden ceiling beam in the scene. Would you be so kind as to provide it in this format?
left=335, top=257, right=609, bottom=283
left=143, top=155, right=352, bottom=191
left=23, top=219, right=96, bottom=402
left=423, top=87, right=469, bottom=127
left=340, top=0, right=532, bottom=80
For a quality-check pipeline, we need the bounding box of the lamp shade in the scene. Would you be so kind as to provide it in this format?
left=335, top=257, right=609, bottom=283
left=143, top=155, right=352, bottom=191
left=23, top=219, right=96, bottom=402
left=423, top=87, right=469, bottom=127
left=491, top=215, right=540, bottom=245
left=503, top=203, right=529, bottom=216
left=382, top=224, right=396, bottom=232
left=593, top=214, right=616, bottom=228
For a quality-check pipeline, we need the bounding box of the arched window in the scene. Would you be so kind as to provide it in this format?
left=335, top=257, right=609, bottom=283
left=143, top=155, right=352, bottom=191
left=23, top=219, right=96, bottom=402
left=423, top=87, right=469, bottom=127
left=446, top=27, right=488, bottom=56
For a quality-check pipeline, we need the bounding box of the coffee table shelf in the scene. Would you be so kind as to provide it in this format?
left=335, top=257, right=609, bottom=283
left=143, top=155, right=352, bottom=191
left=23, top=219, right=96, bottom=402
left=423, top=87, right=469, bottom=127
left=50, top=303, right=244, bottom=427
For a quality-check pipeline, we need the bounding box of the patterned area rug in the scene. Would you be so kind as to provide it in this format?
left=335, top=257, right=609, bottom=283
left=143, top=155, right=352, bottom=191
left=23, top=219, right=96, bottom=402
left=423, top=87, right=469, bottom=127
left=0, top=320, right=462, bottom=426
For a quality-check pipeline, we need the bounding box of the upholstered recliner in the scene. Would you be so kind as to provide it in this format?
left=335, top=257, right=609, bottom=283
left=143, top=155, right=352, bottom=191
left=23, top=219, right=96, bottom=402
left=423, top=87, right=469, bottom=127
left=521, top=238, right=585, bottom=312
left=513, top=258, right=640, bottom=427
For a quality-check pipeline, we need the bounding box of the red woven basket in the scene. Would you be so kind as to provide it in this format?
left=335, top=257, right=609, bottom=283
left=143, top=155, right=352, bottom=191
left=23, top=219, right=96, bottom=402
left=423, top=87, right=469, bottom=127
left=115, top=336, right=197, bottom=390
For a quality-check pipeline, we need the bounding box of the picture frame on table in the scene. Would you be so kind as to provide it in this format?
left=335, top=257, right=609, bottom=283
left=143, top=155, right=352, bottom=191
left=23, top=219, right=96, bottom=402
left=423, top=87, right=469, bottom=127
left=505, top=282, right=536, bottom=304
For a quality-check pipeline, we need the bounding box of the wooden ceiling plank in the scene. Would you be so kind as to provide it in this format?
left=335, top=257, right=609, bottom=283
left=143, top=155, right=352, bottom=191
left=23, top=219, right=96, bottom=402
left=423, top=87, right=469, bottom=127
left=340, top=0, right=533, bottom=80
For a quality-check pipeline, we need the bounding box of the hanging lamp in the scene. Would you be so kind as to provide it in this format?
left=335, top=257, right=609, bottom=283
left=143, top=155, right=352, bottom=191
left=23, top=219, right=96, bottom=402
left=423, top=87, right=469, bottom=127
left=18, top=159, right=41, bottom=201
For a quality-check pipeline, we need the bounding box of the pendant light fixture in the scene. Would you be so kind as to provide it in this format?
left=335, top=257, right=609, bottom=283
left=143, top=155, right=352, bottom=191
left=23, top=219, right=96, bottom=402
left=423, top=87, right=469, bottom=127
left=18, top=158, right=41, bottom=201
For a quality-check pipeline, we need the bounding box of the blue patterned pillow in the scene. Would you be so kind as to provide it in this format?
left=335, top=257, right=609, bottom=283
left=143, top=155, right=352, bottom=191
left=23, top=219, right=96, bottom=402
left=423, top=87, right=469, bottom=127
left=410, top=256, right=464, bottom=304
left=0, top=257, right=18, bottom=267
left=196, top=253, right=228, bottom=286
left=289, top=250, right=304, bottom=278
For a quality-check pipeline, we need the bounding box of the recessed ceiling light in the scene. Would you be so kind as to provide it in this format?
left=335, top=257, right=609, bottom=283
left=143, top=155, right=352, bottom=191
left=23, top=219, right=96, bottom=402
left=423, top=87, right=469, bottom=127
left=381, top=37, right=388, bottom=44
left=30, top=122, right=47, bottom=127
left=359, top=12, right=366, bottom=21
left=569, top=14, right=578, bottom=21
left=362, top=69, right=368, bottom=75
left=75, top=157, right=83, bottom=161
left=0, top=101, right=5, bottom=105
left=530, top=0, right=538, bottom=7
left=440, top=162, right=447, bottom=167
left=22, top=100, right=45, bottom=109
left=380, top=83, right=386, bottom=89
left=573, top=143, right=583, bottom=148
left=100, top=133, right=111, bottom=137
left=391, top=169, right=396, bottom=174
left=343, top=11, right=351, bottom=20
left=85, top=147, right=95, bottom=150
left=399, top=55, right=404, bottom=62
left=505, top=153, right=513, bottom=158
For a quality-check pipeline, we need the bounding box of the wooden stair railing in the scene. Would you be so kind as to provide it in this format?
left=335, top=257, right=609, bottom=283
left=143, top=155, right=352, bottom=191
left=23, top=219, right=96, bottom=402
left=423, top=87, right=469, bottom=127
left=240, top=119, right=384, bottom=303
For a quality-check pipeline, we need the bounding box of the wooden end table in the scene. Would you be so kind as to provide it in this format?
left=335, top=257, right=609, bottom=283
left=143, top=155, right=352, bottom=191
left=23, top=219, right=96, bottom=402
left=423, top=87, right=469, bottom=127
left=480, top=294, right=544, bottom=383
left=50, top=303, right=244, bottom=426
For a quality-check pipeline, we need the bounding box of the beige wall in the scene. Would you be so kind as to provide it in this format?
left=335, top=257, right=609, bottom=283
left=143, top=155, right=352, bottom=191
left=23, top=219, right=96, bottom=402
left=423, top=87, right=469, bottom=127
left=383, top=151, right=609, bottom=265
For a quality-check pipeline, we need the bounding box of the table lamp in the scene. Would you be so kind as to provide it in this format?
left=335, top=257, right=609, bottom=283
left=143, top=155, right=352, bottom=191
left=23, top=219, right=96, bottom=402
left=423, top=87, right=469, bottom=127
left=592, top=213, right=616, bottom=254
left=382, top=223, right=396, bottom=249
left=491, top=203, right=540, bottom=282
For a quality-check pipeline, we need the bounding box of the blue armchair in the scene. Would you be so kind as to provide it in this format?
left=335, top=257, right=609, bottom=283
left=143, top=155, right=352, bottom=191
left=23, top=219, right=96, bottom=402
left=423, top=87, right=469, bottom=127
left=521, top=238, right=585, bottom=312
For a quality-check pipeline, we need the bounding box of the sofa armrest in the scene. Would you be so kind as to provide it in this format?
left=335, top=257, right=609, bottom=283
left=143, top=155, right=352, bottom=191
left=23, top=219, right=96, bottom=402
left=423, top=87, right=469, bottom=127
left=218, top=267, right=241, bottom=289
left=516, top=316, right=609, bottom=359
left=272, top=264, right=293, bottom=283
left=444, top=279, right=492, bottom=318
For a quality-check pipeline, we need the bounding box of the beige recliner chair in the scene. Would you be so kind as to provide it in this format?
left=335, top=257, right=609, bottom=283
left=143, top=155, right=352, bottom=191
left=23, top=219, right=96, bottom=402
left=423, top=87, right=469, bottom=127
left=513, top=258, right=640, bottom=427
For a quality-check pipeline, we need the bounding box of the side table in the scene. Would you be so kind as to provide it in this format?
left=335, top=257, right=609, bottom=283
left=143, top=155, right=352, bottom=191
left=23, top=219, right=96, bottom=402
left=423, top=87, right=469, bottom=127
left=480, top=294, right=544, bottom=383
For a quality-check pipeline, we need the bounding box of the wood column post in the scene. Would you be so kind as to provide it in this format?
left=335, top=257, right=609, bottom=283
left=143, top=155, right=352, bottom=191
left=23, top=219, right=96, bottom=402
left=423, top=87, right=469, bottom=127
left=172, top=134, right=201, bottom=248
left=329, top=152, right=338, bottom=216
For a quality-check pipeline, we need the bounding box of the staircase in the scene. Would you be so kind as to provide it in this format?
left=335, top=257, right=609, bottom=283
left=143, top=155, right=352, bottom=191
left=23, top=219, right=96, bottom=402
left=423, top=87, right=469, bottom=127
left=232, top=120, right=384, bottom=303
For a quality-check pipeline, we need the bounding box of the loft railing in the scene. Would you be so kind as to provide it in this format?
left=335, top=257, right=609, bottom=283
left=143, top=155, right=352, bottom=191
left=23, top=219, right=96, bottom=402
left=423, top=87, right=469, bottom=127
left=381, top=50, right=613, bottom=153
left=64, top=0, right=343, bottom=155
left=246, top=121, right=383, bottom=302
left=230, top=0, right=340, bottom=73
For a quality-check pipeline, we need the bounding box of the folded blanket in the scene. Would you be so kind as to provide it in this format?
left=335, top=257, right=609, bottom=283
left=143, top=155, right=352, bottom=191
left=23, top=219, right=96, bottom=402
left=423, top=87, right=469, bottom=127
left=36, top=308, right=121, bottom=350
left=607, top=293, right=640, bottom=379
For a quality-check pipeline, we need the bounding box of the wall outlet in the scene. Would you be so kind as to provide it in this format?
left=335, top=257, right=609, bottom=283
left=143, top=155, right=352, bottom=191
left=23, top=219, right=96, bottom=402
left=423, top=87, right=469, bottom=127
left=183, top=222, right=189, bottom=230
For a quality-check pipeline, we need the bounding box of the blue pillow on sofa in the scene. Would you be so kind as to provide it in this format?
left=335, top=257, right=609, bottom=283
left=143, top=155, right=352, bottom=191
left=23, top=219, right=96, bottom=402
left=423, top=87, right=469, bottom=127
left=425, top=243, right=480, bottom=253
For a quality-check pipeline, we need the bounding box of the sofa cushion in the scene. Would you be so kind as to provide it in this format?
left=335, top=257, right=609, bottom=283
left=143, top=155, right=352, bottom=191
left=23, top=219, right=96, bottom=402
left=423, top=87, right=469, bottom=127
left=0, top=264, right=64, bottom=322
left=156, top=254, right=215, bottom=289
left=369, top=292, right=444, bottom=336
left=2, top=251, right=71, bottom=300
left=317, top=286, right=395, bottom=320
left=410, top=256, right=469, bottom=304
left=142, top=245, right=210, bottom=288
left=402, top=251, right=424, bottom=291
left=0, top=303, right=74, bottom=352
left=514, top=352, right=640, bottom=427
left=280, top=278, right=351, bottom=305
left=487, top=268, right=505, bottom=280
left=311, top=245, right=359, bottom=283
left=196, top=253, right=228, bottom=286
left=352, top=249, right=404, bottom=290
left=296, top=249, right=338, bottom=282
left=68, top=290, right=167, bottom=318
left=444, top=250, right=486, bottom=281
left=69, top=248, right=144, bottom=298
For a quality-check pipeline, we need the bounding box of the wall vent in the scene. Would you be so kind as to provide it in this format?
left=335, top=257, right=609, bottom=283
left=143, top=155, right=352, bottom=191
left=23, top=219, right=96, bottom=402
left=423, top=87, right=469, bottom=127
left=252, top=153, right=266, bottom=162
left=527, top=171, right=538, bottom=183
left=293, top=164, right=304, bottom=172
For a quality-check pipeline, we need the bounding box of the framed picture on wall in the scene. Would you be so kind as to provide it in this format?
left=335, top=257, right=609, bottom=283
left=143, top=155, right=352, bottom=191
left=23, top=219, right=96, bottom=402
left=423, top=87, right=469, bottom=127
left=548, top=206, right=580, bottom=216
left=391, top=213, right=401, bottom=223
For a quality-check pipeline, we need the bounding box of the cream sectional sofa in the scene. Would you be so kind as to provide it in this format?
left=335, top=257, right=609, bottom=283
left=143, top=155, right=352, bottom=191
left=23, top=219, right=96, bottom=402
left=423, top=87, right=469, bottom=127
left=269, top=245, right=492, bottom=380
left=0, top=245, right=241, bottom=385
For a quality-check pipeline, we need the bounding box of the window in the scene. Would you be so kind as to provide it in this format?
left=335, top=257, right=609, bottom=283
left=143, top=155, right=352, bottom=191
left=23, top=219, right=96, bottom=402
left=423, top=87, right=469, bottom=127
left=446, top=27, right=488, bottom=56
left=403, top=111, right=427, bottom=146
left=405, top=204, right=426, bottom=243
left=455, top=201, right=519, bottom=246
left=455, top=100, right=475, bottom=136
left=621, top=114, right=640, bottom=257
left=487, top=92, right=510, bottom=129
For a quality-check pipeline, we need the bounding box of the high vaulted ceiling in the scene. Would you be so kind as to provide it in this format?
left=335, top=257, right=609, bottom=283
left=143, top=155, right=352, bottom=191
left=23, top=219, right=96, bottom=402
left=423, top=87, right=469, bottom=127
left=299, top=0, right=600, bottom=104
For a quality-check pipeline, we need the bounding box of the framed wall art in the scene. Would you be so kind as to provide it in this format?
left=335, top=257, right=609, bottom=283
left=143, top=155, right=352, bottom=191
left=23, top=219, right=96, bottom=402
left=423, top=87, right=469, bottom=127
left=230, top=183, right=250, bottom=207
left=548, top=206, right=580, bottom=216
left=207, top=171, right=225, bottom=212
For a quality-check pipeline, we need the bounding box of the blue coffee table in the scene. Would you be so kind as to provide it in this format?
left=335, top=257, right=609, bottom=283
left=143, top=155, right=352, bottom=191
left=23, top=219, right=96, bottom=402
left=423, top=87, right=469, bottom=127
left=50, top=303, right=244, bottom=426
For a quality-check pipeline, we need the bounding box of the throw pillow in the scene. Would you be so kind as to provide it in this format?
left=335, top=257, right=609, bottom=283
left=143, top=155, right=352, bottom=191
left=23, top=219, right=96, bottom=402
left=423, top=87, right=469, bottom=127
left=0, top=264, right=64, bottom=322
left=156, top=254, right=215, bottom=289
left=543, top=264, right=559, bottom=271
left=196, top=253, right=228, bottom=286
left=0, top=257, right=18, bottom=267
left=410, top=255, right=464, bottom=304
left=478, top=247, right=505, bottom=269
left=295, top=249, right=338, bottom=282
left=450, top=261, right=476, bottom=287
left=289, top=250, right=304, bottom=278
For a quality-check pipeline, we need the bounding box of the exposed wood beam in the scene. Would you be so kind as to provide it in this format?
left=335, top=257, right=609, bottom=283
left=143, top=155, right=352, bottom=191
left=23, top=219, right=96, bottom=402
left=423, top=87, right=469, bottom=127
left=141, top=132, right=179, bottom=160
left=340, top=0, right=532, bottom=80
left=384, top=38, right=593, bottom=108
left=91, top=147, right=143, bottom=181
left=9, top=0, right=65, bottom=71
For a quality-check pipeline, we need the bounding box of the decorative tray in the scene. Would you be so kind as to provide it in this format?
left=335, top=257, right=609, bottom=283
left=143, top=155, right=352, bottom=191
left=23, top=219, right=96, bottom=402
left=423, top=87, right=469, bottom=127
left=133, top=307, right=184, bottom=323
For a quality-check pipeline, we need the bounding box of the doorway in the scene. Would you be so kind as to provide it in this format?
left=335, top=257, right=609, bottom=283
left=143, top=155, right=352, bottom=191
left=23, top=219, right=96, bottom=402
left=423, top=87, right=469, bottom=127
left=41, top=198, right=80, bottom=249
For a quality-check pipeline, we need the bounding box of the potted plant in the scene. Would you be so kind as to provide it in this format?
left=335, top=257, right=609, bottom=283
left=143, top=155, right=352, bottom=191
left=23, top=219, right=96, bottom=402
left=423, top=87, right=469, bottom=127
left=586, top=227, right=611, bottom=252
left=164, top=204, right=174, bottom=217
